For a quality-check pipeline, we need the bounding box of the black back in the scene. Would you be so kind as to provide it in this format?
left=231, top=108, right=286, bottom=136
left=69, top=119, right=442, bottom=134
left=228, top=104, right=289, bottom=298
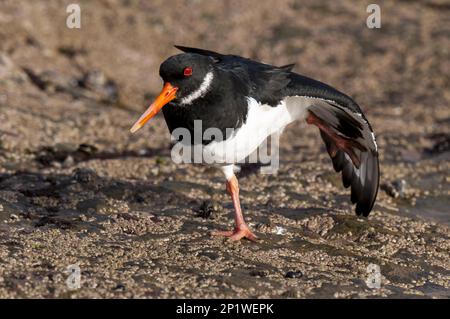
left=174, top=45, right=362, bottom=112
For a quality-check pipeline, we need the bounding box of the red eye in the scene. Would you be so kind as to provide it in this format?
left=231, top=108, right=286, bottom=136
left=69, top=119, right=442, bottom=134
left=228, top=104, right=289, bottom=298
left=183, top=67, right=193, bottom=77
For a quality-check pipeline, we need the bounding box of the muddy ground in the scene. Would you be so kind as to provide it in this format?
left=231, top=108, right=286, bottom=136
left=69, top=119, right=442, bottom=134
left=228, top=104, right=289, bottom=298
left=0, top=0, right=449, bottom=298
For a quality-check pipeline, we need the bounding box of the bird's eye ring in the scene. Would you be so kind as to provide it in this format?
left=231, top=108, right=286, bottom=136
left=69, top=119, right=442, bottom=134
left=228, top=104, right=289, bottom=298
left=183, top=67, right=193, bottom=77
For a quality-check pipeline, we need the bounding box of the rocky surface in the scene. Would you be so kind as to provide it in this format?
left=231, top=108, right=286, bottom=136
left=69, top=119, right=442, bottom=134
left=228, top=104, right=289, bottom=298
left=0, top=0, right=449, bottom=298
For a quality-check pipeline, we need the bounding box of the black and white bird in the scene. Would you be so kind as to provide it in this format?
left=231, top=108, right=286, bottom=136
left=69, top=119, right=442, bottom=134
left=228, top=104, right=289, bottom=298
left=130, top=45, right=379, bottom=241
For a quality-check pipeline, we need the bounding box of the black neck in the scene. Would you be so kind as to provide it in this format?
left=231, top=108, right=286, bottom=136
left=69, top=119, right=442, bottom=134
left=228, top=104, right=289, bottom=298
left=162, top=70, right=249, bottom=145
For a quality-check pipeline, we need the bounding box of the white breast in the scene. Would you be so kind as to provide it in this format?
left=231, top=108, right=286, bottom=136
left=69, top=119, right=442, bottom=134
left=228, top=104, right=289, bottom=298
left=202, top=96, right=310, bottom=165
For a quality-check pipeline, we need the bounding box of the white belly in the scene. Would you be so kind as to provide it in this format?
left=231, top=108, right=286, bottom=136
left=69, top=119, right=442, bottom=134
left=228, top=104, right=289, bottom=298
left=202, top=96, right=308, bottom=165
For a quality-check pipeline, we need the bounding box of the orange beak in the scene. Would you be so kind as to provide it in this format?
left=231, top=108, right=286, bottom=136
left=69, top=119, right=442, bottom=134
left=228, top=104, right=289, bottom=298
left=130, top=82, right=178, bottom=133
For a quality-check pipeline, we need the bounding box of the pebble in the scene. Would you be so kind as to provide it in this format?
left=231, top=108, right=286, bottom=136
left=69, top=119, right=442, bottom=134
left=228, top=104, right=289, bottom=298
left=381, top=179, right=407, bottom=198
left=113, top=283, right=126, bottom=291
left=73, top=167, right=97, bottom=184
left=195, top=200, right=220, bottom=219
left=273, top=226, right=286, bottom=235
left=80, top=70, right=119, bottom=103
left=63, top=155, right=74, bottom=167
left=285, top=271, right=303, bottom=279
left=249, top=269, right=269, bottom=277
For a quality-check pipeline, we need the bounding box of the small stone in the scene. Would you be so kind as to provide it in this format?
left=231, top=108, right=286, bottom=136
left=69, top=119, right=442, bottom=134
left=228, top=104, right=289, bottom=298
left=273, top=225, right=286, bottom=235
left=250, top=269, right=269, bottom=277
left=198, top=251, right=219, bottom=260
left=73, top=167, right=97, bottom=184
left=195, top=200, right=220, bottom=219
left=77, top=143, right=98, bottom=156
left=113, top=283, right=125, bottom=291
left=285, top=271, right=303, bottom=278
left=427, top=134, right=450, bottom=155
left=116, top=212, right=139, bottom=221
left=381, top=179, right=407, bottom=198
left=134, top=193, right=146, bottom=203
left=0, top=94, right=7, bottom=104
left=63, top=155, right=74, bottom=167
left=137, top=148, right=148, bottom=156
left=282, top=289, right=300, bottom=298
left=80, top=70, right=119, bottom=103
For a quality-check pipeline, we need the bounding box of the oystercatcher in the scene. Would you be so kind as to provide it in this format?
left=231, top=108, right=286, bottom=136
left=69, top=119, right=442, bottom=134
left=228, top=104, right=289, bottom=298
left=130, top=45, right=379, bottom=241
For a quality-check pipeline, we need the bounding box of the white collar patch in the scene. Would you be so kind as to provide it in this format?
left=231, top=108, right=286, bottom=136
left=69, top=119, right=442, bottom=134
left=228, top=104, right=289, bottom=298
left=180, top=71, right=214, bottom=105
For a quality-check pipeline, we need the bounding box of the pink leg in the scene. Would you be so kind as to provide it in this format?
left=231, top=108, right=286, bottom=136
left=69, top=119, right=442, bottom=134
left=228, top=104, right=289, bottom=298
left=211, top=176, right=258, bottom=241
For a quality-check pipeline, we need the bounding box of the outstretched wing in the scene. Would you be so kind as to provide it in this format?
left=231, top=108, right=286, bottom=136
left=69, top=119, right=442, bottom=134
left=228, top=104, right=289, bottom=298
left=284, top=74, right=379, bottom=217
left=307, top=100, right=379, bottom=216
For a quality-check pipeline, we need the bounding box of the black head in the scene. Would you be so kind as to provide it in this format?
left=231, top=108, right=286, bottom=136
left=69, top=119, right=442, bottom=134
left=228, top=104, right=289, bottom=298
left=130, top=53, right=216, bottom=133
left=159, top=53, right=216, bottom=103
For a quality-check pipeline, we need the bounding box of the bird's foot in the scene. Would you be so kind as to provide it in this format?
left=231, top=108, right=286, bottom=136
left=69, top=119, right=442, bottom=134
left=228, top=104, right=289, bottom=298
left=211, top=225, right=258, bottom=241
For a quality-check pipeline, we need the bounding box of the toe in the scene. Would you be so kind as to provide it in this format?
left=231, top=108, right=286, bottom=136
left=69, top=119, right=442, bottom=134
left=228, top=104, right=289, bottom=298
left=246, top=231, right=259, bottom=242
left=211, top=227, right=258, bottom=242
left=230, top=228, right=258, bottom=241
left=230, top=232, right=245, bottom=241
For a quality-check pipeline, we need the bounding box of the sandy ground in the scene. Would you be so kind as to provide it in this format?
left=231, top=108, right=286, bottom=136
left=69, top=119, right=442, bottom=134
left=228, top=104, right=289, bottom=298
left=0, top=0, right=449, bottom=298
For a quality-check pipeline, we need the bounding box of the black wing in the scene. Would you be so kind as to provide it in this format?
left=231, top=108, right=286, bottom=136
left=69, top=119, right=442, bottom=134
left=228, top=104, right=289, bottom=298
left=309, top=100, right=379, bottom=216
left=284, top=74, right=379, bottom=217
